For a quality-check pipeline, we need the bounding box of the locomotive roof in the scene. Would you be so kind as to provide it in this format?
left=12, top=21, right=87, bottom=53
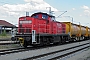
left=31, top=12, right=55, bottom=17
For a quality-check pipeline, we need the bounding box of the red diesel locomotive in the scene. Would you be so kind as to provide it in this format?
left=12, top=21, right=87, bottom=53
left=14, top=12, right=90, bottom=47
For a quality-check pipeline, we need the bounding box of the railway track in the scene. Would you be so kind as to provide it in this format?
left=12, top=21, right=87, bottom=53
left=0, top=43, right=64, bottom=56
left=0, top=40, right=75, bottom=56
left=0, top=47, right=29, bottom=56
left=22, top=42, right=90, bottom=60
left=0, top=40, right=89, bottom=60
left=0, top=44, right=56, bottom=56
left=0, top=40, right=87, bottom=56
left=0, top=41, right=19, bottom=45
left=0, top=46, right=47, bottom=56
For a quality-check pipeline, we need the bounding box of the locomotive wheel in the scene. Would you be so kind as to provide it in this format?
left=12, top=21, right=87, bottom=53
left=58, top=37, right=62, bottom=44
left=40, top=40, right=44, bottom=46
left=39, top=37, right=44, bottom=46
left=42, top=37, right=47, bottom=45
left=46, top=38, right=50, bottom=45
left=23, top=40, right=27, bottom=48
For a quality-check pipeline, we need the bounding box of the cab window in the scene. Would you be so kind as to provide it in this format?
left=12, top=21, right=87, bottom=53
left=51, top=17, right=56, bottom=21
left=33, top=15, right=38, bottom=18
left=42, top=14, right=48, bottom=19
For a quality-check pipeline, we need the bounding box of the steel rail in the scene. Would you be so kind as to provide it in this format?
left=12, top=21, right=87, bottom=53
left=22, top=43, right=90, bottom=60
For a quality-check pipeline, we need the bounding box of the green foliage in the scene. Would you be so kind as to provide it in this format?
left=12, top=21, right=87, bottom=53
left=0, top=30, right=7, bottom=36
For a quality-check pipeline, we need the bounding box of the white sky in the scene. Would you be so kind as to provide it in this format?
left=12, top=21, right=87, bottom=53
left=0, top=0, right=90, bottom=27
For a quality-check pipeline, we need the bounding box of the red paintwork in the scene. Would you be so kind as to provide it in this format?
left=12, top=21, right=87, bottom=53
left=18, top=12, right=66, bottom=34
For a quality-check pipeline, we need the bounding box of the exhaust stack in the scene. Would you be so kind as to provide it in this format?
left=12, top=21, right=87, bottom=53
left=26, top=12, right=29, bottom=16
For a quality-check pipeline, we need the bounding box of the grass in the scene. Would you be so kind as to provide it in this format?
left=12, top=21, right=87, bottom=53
left=0, top=44, right=20, bottom=49
left=0, top=31, right=12, bottom=39
left=0, top=36, right=11, bottom=38
left=0, top=30, right=12, bottom=39
left=0, top=35, right=11, bottom=40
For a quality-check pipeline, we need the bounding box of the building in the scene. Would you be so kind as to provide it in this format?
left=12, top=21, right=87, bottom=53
left=0, top=20, right=17, bottom=35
